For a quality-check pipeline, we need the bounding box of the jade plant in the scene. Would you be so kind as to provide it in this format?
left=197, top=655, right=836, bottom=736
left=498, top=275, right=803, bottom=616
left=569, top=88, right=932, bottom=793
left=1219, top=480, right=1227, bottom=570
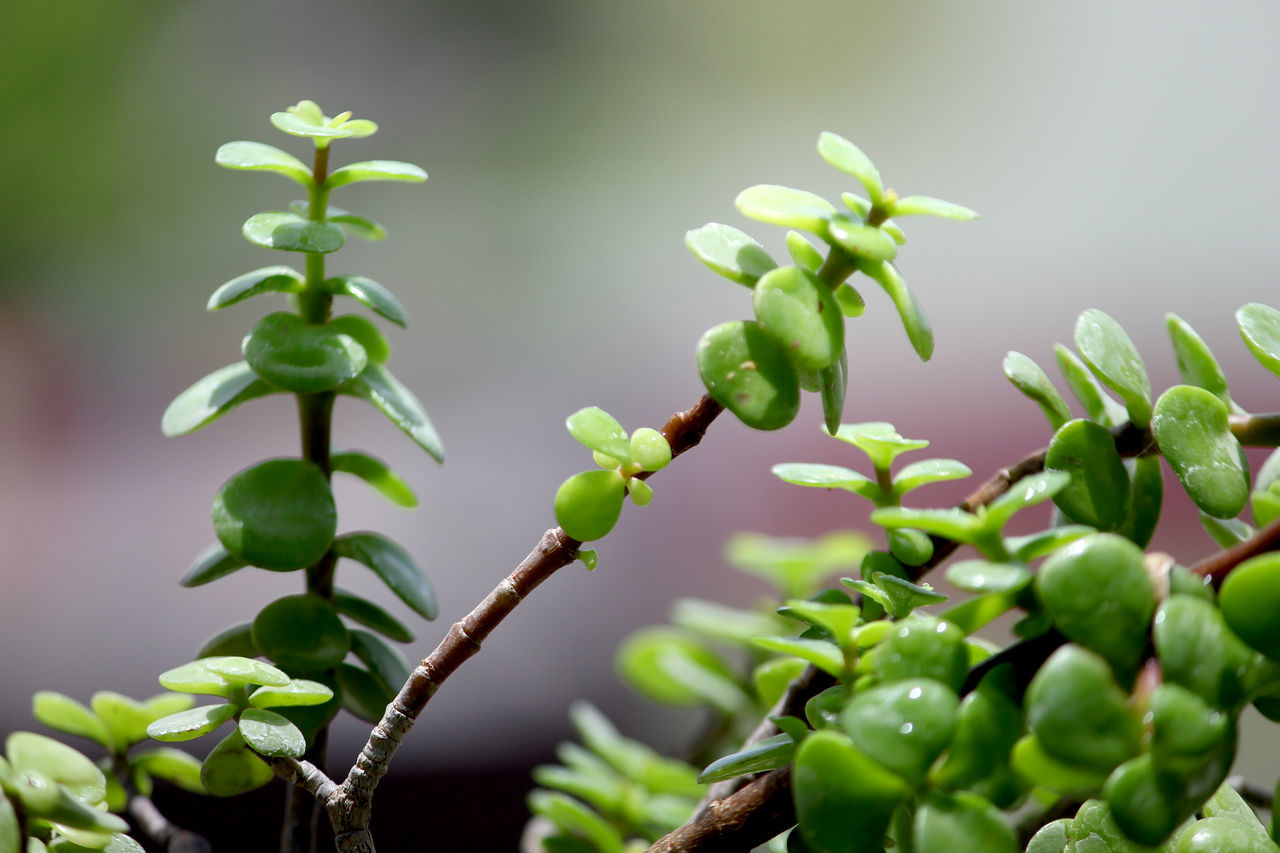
left=7, top=102, right=1280, bottom=853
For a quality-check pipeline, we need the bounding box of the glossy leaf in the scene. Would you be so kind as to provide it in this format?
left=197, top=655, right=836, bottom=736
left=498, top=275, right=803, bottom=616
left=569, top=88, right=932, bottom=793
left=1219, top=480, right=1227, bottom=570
left=830, top=421, right=928, bottom=470
left=1167, top=313, right=1232, bottom=407
left=628, top=428, right=671, bottom=472
left=697, top=733, right=795, bottom=784
left=1074, top=309, right=1152, bottom=428
left=321, top=274, right=408, bottom=327
left=771, top=463, right=879, bottom=500
left=554, top=469, right=626, bottom=542
left=131, top=748, right=204, bottom=794
left=1237, top=303, right=1280, bottom=377
left=1055, top=343, right=1127, bottom=427
left=1115, top=455, right=1163, bottom=548
left=785, top=230, right=823, bottom=273
left=1153, top=385, right=1249, bottom=518
left=243, top=312, right=367, bottom=393
left=202, top=656, right=290, bottom=687
left=1005, top=525, right=1094, bottom=561
left=332, top=587, right=414, bottom=643
left=206, top=265, right=303, bottom=311
left=328, top=314, right=389, bottom=365
left=199, top=729, right=273, bottom=797
left=242, top=212, right=345, bottom=253
left=565, top=408, right=629, bottom=460
left=212, top=459, right=337, bottom=571
left=751, top=636, right=844, bottom=678
left=1045, top=418, right=1130, bottom=530
left=818, top=348, right=848, bottom=434
left=270, top=101, right=376, bottom=142
left=825, top=215, right=896, bottom=262
left=887, top=528, right=933, bottom=566
left=983, top=471, right=1069, bottom=531
left=180, top=542, right=248, bottom=588
left=249, top=679, right=334, bottom=709
left=333, top=532, right=436, bottom=619
left=833, top=282, right=866, bottom=317
left=331, top=450, right=417, bottom=508
left=793, top=730, right=910, bottom=853
left=871, top=507, right=981, bottom=544
left=349, top=629, right=410, bottom=695
left=145, top=704, right=236, bottom=742
left=195, top=622, right=258, bottom=659
left=1024, top=645, right=1141, bottom=771
left=873, top=615, right=968, bottom=692
left=1004, top=351, right=1070, bottom=430
left=237, top=708, right=305, bottom=758
left=30, top=694, right=110, bottom=749
left=215, top=141, right=311, bottom=185
left=161, top=361, right=276, bottom=437
left=697, top=320, right=800, bottom=430
left=342, top=363, right=444, bottom=462
left=735, top=184, right=835, bottom=234
left=945, top=560, right=1030, bottom=594
left=780, top=599, right=861, bottom=648
left=857, top=259, right=933, bottom=361
left=616, top=628, right=735, bottom=707
left=252, top=594, right=351, bottom=672
left=932, top=668, right=1023, bottom=791
left=1025, top=820, right=1070, bottom=853
left=889, top=195, right=978, bottom=221
left=335, top=663, right=392, bottom=723
left=1103, top=754, right=1188, bottom=846
left=752, top=266, right=844, bottom=370
left=157, top=661, right=230, bottom=697
left=913, top=791, right=1017, bottom=853
left=1201, top=514, right=1253, bottom=548
left=893, top=458, right=971, bottom=497
left=841, top=678, right=958, bottom=785
left=1220, top=553, right=1280, bottom=662
left=290, top=202, right=389, bottom=241
left=816, top=132, right=884, bottom=205
left=685, top=222, right=776, bottom=286
left=327, top=160, right=426, bottom=188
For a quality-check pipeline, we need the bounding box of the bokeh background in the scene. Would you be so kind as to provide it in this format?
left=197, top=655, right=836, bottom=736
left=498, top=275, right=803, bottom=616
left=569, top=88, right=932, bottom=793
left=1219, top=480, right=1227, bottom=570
left=3, top=1, right=1280, bottom=847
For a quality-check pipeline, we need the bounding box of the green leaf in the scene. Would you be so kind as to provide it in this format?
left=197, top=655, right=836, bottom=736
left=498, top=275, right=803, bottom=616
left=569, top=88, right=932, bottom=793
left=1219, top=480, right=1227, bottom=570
left=1004, top=527, right=1094, bottom=561
left=871, top=614, right=969, bottom=692
left=251, top=594, right=351, bottom=672
left=88, top=692, right=162, bottom=748
left=652, top=646, right=753, bottom=716
left=1237, top=302, right=1280, bottom=378
left=328, top=315, right=390, bottom=365
left=616, top=628, right=736, bottom=707
left=816, top=132, right=884, bottom=206
left=249, top=679, right=335, bottom=709
left=888, top=195, right=979, bottom=221
left=1074, top=309, right=1152, bottom=428
left=1045, top=419, right=1130, bottom=530
left=983, top=471, right=1070, bottom=532
left=685, top=222, right=776, bottom=286
left=335, top=663, right=392, bottom=723
left=342, top=363, right=444, bottom=463
left=1220, top=553, right=1280, bottom=662
left=1009, top=735, right=1108, bottom=796
left=696, top=320, right=800, bottom=430
left=629, top=428, right=671, bottom=472
left=0, top=790, right=17, bottom=853
left=332, top=587, right=414, bottom=643
left=793, top=730, right=911, bottom=853
left=1153, top=385, right=1250, bottom=518
left=857, top=259, right=933, bottom=361
left=290, top=203, right=389, bottom=242
left=145, top=704, right=236, bottom=742
left=913, top=791, right=1017, bottom=853
left=1201, top=514, right=1253, bottom=548
left=565, top=407, right=630, bottom=460
left=333, top=532, right=437, bottom=619
left=671, top=599, right=783, bottom=647
left=242, top=212, right=345, bottom=253
left=892, top=458, right=972, bottom=497
left=750, top=636, right=844, bottom=677
left=215, top=141, right=311, bottom=186
left=725, top=531, right=870, bottom=600
left=195, top=622, right=258, bottom=659
left=945, top=560, right=1031, bottom=594
left=698, top=733, right=795, bottom=784
left=833, top=282, right=866, bottom=317
left=825, top=214, right=896, bottom=262
left=1025, top=820, right=1070, bottom=853
left=819, top=348, right=848, bottom=435
left=770, top=463, right=881, bottom=500
left=871, top=506, right=982, bottom=544
left=1003, top=351, right=1071, bottom=430
left=161, top=361, right=276, bottom=437
left=887, top=528, right=933, bottom=566
left=242, top=312, right=367, bottom=394
left=269, top=102, right=375, bottom=142
left=212, top=459, right=337, bottom=571
left=206, top=265, right=304, bottom=311
left=331, top=450, right=417, bottom=508
left=1167, top=313, right=1232, bottom=408
left=4, top=733, right=105, bottom=806
left=752, top=266, right=845, bottom=370
left=157, top=661, right=231, bottom=697
left=780, top=599, right=862, bottom=649
left=130, top=748, right=204, bottom=794
left=237, top=709, right=305, bottom=758
left=841, top=679, right=958, bottom=786
left=1115, top=455, right=1163, bottom=549
left=870, top=573, right=947, bottom=618
left=554, top=469, right=626, bottom=542
left=1055, top=343, right=1127, bottom=427
left=829, top=421, right=928, bottom=471
left=349, top=629, right=410, bottom=695
left=527, top=791, right=625, bottom=853
left=327, top=160, right=426, bottom=188
left=31, top=694, right=110, bottom=749
left=199, top=729, right=273, bottom=797
left=201, top=656, right=290, bottom=687
left=735, top=184, right=836, bottom=234
left=179, top=542, right=248, bottom=588
left=786, top=230, right=824, bottom=274
left=1024, top=645, right=1141, bottom=770
left=321, top=274, right=409, bottom=327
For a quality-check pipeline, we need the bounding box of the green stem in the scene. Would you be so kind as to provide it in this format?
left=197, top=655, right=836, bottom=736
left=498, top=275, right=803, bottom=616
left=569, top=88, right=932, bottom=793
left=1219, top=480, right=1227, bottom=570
left=816, top=247, right=858, bottom=288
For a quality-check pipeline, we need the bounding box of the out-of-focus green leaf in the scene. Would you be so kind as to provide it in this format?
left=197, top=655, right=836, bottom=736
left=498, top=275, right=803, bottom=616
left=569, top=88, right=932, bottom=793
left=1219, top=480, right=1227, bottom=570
left=180, top=542, right=248, bottom=588
left=826, top=215, right=896, bottom=262
left=771, top=463, right=880, bottom=500
left=751, top=636, right=843, bottom=677
left=215, top=141, right=311, bottom=186
left=31, top=694, right=110, bottom=749
left=349, top=629, right=410, bottom=696
left=735, top=184, right=835, bottom=234
left=161, top=361, right=276, bottom=437
left=327, top=160, right=426, bottom=188
left=212, top=459, right=337, bottom=571
left=888, top=196, right=979, bottom=221
left=786, top=230, right=823, bottom=274
left=616, top=628, right=736, bottom=708
left=131, top=748, right=204, bottom=794
left=199, top=729, right=273, bottom=797
left=242, top=212, right=345, bottom=253
left=328, top=315, right=389, bottom=365
left=335, top=663, right=392, bottom=723
left=243, top=312, right=367, bottom=393
left=816, top=132, right=884, bottom=205
left=527, top=791, right=625, bottom=853
left=1237, top=303, right=1280, bottom=378
left=207, top=265, right=304, bottom=311
left=321, top=274, right=409, bottom=327
left=332, top=450, right=417, bottom=508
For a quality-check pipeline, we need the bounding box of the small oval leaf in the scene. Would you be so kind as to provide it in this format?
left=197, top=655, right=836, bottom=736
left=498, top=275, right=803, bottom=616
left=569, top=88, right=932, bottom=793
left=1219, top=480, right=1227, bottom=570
left=321, top=274, right=409, bottom=327
left=327, top=160, right=426, bottom=188
left=1237, top=302, right=1280, bottom=378
left=238, top=708, right=306, bottom=758
left=207, top=265, right=304, bottom=311
left=161, top=362, right=276, bottom=437
left=212, top=459, right=337, bottom=571
left=1045, top=419, right=1130, bottom=530
left=685, top=222, right=776, bottom=286
left=554, top=469, right=626, bottom=542
left=331, top=450, right=417, bottom=508
left=215, top=141, right=311, bottom=186
left=1153, top=385, right=1249, bottom=519
left=332, top=587, right=414, bottom=643
left=333, top=532, right=436, bottom=619
left=697, top=320, right=800, bottom=431
left=735, top=184, right=836, bottom=234
left=1004, top=351, right=1071, bottom=430
left=816, top=132, right=884, bottom=205
left=857, top=260, right=933, bottom=362
left=1074, top=309, right=1152, bottom=428
left=342, top=364, right=444, bottom=463
left=752, top=266, right=844, bottom=370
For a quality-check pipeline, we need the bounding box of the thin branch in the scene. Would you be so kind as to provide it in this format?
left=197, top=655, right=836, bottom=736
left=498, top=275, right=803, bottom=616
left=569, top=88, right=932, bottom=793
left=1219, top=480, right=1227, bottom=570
left=647, top=766, right=796, bottom=853
left=1192, top=513, right=1280, bottom=588
left=325, top=394, right=724, bottom=851
left=265, top=756, right=339, bottom=803
left=127, top=794, right=212, bottom=853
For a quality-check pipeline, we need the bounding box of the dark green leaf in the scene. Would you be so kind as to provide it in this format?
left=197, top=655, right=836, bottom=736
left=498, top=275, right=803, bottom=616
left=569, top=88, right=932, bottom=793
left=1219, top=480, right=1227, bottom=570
left=1153, top=385, right=1250, bottom=518
left=818, top=348, right=848, bottom=434
left=1004, top=351, right=1070, bottom=430
left=243, top=312, right=367, bottom=393
left=872, top=614, right=969, bottom=692
left=180, top=542, right=248, bottom=588
left=698, top=733, right=795, bottom=784
left=1055, top=344, right=1127, bottom=427
left=251, top=594, right=351, bottom=672
left=329, top=315, right=390, bottom=365
left=332, top=587, right=414, bottom=643
left=914, top=791, right=1016, bottom=853
left=1219, top=553, right=1280, bottom=662
left=321, top=274, right=409, bottom=327
left=685, top=222, right=776, bottom=286
left=161, top=361, right=276, bottom=437
left=857, top=259, right=933, bottom=361
left=333, top=532, right=436, bottom=619
left=697, top=320, right=800, bottom=430
left=332, top=450, right=417, bottom=508
left=752, top=266, right=845, bottom=370
left=841, top=679, right=958, bottom=785
left=215, top=141, right=311, bottom=186
left=327, top=160, right=426, bottom=188
left=206, top=265, right=304, bottom=311
left=195, top=622, right=258, bottom=659
left=1115, top=455, right=1163, bottom=548
left=342, top=364, right=444, bottom=462
left=1074, top=309, right=1152, bottom=428
left=242, top=212, right=345, bottom=253
left=793, top=730, right=911, bottom=853
left=335, top=663, right=392, bottom=723
left=1024, top=645, right=1141, bottom=771
left=1045, top=419, right=1130, bottom=530
left=349, top=629, right=410, bottom=696
left=212, top=459, right=336, bottom=571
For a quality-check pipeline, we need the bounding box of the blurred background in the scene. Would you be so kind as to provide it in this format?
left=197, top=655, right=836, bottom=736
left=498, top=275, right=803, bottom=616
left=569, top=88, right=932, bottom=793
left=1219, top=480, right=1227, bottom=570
left=3, top=0, right=1280, bottom=847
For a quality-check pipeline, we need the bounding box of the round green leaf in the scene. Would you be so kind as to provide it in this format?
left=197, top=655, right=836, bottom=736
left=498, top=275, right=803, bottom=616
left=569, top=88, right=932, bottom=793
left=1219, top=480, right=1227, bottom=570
left=237, top=708, right=305, bottom=758
left=786, top=230, right=823, bottom=274
left=1155, top=594, right=1259, bottom=708
left=199, top=729, right=273, bottom=797
left=1172, top=816, right=1276, bottom=853
left=1034, top=534, right=1154, bottom=676
left=816, top=132, right=884, bottom=205
left=857, top=260, right=933, bottom=362
left=212, top=458, right=336, bottom=571
left=1237, top=302, right=1280, bottom=377
left=331, top=450, right=417, bottom=508
left=1003, top=351, right=1070, bottom=430
left=161, top=361, right=276, bottom=437
left=752, top=266, right=844, bottom=370
left=215, top=141, right=311, bottom=186
left=873, top=615, right=968, bottom=692
left=1024, top=645, right=1141, bottom=771
left=31, top=694, right=110, bottom=749
left=1103, top=754, right=1186, bottom=846
left=249, top=679, right=334, bottom=709
left=332, top=532, right=436, bottom=619
left=1149, top=684, right=1229, bottom=759
left=251, top=595, right=351, bottom=672
left=332, top=587, right=414, bottom=643
left=629, top=428, right=671, bottom=472
left=1220, top=553, right=1280, bottom=662
left=626, top=478, right=654, bottom=506
left=1152, top=385, right=1250, bottom=519
left=825, top=214, right=896, bottom=262
left=273, top=673, right=342, bottom=744
left=685, top=222, right=776, bottom=286
left=840, top=679, right=958, bottom=785
left=1045, top=419, right=1131, bottom=530
left=793, top=730, right=911, bottom=853
left=321, top=274, right=408, bottom=327
left=342, top=363, right=444, bottom=463
left=1167, top=313, right=1231, bottom=407
left=1074, top=309, right=1152, bottom=428
left=616, top=628, right=734, bottom=708
left=1026, top=820, right=1070, bottom=853
left=202, top=656, right=290, bottom=687
left=888, top=195, right=979, bottom=221
left=243, top=312, right=367, bottom=394
left=195, top=622, right=259, bottom=659
left=833, top=282, right=866, bottom=317
left=565, top=407, right=629, bottom=460
left=328, top=315, right=389, bottom=365
left=886, top=528, right=933, bottom=567
left=913, top=790, right=1017, bottom=853
left=892, top=458, right=972, bottom=497
left=242, top=212, right=345, bottom=253
left=696, top=320, right=800, bottom=431
left=326, top=160, right=426, bottom=188
left=734, top=185, right=836, bottom=234
left=206, top=265, right=304, bottom=311
left=145, top=704, right=236, bottom=743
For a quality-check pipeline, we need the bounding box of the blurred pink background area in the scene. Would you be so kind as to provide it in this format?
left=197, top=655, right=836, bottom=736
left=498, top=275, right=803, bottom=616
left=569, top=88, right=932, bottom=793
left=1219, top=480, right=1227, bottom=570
left=3, top=0, right=1280, bottom=824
